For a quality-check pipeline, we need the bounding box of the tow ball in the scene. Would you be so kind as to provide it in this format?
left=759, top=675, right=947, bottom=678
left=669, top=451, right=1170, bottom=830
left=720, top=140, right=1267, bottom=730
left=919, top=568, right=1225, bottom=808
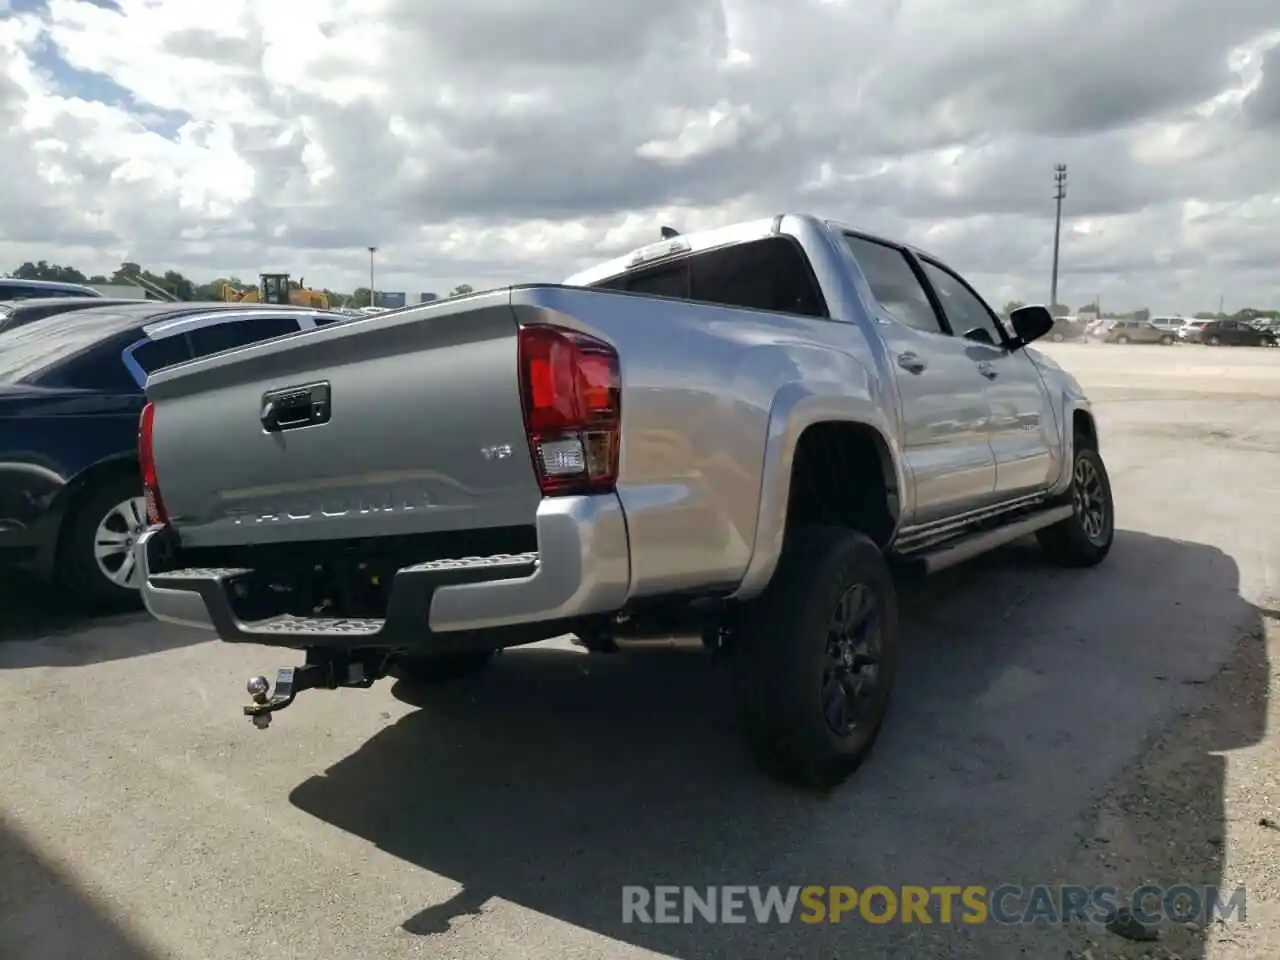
left=243, top=656, right=384, bottom=729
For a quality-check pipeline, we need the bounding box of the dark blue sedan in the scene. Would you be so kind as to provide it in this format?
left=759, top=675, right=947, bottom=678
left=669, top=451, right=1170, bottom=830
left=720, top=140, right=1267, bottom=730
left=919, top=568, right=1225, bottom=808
left=0, top=301, right=348, bottom=606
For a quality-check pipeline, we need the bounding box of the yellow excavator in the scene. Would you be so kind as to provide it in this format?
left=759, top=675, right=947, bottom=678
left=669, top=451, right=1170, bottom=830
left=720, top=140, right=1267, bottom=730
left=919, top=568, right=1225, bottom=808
left=221, top=273, right=329, bottom=309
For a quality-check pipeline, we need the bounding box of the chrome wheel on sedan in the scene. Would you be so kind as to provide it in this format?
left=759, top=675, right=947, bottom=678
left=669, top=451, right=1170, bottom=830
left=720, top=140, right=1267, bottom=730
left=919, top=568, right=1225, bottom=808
left=58, top=475, right=149, bottom=608
left=93, top=496, right=149, bottom=589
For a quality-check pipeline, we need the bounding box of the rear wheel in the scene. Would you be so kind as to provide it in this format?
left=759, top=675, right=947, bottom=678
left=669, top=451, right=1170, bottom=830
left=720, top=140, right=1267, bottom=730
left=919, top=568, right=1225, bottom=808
left=58, top=474, right=148, bottom=608
left=1036, top=436, right=1114, bottom=568
left=1160, top=334, right=1174, bottom=345
left=1051, top=332, right=1065, bottom=342
left=732, top=526, right=898, bottom=789
left=1115, top=335, right=1130, bottom=344
left=1207, top=335, right=1221, bottom=346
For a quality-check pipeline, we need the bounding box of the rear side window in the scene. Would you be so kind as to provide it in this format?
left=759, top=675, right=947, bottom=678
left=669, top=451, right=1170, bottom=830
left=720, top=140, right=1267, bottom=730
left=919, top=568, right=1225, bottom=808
left=593, top=237, right=827, bottom=318
left=187, top=315, right=299, bottom=357
left=842, top=234, right=944, bottom=334
left=0, top=285, right=43, bottom=301
left=130, top=334, right=193, bottom=374
left=48, top=342, right=139, bottom=393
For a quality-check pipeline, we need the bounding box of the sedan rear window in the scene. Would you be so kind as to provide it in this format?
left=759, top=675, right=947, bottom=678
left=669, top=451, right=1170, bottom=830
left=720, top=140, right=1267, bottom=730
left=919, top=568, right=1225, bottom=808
left=0, top=309, right=142, bottom=382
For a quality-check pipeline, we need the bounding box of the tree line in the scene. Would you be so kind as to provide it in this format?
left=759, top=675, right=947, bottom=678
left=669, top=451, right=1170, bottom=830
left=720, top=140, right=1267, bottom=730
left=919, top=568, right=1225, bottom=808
left=6, top=260, right=475, bottom=308
left=11, top=259, right=1274, bottom=323
left=1002, top=301, right=1279, bottom=323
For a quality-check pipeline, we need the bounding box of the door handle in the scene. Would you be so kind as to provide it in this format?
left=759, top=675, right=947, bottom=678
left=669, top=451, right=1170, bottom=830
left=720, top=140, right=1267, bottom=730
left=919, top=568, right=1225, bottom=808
left=260, top=381, right=331, bottom=432
left=977, top=362, right=998, bottom=380
left=897, top=352, right=927, bottom=374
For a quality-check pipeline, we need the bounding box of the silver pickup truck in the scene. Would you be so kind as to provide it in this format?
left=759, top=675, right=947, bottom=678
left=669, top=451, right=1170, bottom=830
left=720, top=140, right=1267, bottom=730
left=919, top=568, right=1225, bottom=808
left=134, top=214, right=1114, bottom=788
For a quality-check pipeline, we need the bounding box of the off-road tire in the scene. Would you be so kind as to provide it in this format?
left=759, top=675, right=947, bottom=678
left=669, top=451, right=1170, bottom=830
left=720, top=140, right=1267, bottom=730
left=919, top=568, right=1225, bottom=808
left=391, top=650, right=496, bottom=685
left=57, top=474, right=146, bottom=609
left=731, top=526, right=899, bottom=789
left=1036, top=435, right=1114, bottom=568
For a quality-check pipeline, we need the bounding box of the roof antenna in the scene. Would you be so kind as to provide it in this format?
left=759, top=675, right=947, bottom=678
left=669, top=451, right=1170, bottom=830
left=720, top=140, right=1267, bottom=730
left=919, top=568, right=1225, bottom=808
left=660, top=226, right=680, bottom=239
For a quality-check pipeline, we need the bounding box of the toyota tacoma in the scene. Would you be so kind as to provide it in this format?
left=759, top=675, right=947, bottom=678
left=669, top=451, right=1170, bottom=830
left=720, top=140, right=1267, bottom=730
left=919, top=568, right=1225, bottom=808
left=133, top=215, right=1114, bottom=788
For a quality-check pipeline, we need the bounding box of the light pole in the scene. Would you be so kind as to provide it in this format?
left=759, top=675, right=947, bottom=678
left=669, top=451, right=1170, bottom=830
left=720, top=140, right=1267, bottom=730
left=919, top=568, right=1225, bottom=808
left=1050, top=164, right=1067, bottom=310
left=367, top=246, right=377, bottom=308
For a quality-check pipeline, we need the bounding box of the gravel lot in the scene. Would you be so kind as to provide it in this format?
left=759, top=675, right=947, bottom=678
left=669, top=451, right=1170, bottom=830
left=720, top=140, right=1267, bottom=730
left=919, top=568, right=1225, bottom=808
left=2, top=342, right=1277, bottom=960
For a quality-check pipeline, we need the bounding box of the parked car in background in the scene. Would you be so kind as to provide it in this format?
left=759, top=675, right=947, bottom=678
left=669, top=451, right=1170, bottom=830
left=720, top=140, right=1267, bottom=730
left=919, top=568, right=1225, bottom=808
left=1178, top=320, right=1211, bottom=343
left=0, top=296, right=149, bottom=334
left=1149, top=317, right=1190, bottom=337
left=1196, top=318, right=1278, bottom=347
left=0, top=278, right=105, bottom=300
left=0, top=302, right=349, bottom=606
left=1047, top=316, right=1086, bottom=342
left=1103, top=319, right=1176, bottom=344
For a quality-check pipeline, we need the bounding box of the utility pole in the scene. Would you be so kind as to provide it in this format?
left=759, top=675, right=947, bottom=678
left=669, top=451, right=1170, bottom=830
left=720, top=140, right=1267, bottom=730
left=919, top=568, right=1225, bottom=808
left=1050, top=164, right=1067, bottom=310
left=367, top=246, right=377, bottom=308
left=1218, top=292, right=1224, bottom=316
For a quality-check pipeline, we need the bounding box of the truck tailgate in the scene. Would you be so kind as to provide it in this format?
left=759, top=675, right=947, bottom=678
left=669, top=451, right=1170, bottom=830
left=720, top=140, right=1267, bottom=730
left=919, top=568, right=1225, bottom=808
left=146, top=291, right=542, bottom=548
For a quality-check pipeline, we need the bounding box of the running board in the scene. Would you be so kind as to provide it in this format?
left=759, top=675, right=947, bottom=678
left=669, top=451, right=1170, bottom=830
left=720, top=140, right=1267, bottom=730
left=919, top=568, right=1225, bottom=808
left=896, top=504, right=1074, bottom=577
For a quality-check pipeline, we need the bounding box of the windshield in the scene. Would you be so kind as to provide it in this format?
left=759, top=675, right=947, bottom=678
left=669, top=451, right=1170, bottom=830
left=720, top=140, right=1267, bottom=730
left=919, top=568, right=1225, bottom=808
left=0, top=308, right=142, bottom=383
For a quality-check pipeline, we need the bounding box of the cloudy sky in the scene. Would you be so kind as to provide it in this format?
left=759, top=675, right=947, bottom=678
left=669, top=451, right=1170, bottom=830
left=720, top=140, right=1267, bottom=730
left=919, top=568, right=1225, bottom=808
left=1, top=0, right=1277, bottom=313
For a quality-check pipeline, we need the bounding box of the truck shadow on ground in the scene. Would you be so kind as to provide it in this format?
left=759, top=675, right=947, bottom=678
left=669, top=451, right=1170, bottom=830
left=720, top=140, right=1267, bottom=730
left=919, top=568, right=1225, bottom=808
left=289, top=530, right=1268, bottom=959
left=0, top=818, right=162, bottom=960
left=0, top=575, right=208, bottom=667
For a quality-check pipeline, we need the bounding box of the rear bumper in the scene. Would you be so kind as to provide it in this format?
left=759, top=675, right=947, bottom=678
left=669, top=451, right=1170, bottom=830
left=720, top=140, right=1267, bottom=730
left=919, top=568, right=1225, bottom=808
left=136, top=494, right=632, bottom=650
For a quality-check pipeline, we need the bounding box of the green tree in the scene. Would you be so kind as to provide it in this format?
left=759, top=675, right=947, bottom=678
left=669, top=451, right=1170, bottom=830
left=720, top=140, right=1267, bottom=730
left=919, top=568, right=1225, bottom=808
left=14, top=260, right=89, bottom=283
left=1001, top=300, right=1026, bottom=317
left=449, top=284, right=475, bottom=297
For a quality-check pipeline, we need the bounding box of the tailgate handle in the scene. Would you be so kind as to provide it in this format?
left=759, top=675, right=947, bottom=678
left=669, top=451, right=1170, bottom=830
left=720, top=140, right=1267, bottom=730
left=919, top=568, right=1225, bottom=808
left=261, top=382, right=331, bottom=432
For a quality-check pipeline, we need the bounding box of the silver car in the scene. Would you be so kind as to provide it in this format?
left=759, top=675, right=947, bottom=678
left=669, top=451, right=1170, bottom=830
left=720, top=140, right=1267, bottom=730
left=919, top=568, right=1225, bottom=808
left=1104, top=319, right=1176, bottom=344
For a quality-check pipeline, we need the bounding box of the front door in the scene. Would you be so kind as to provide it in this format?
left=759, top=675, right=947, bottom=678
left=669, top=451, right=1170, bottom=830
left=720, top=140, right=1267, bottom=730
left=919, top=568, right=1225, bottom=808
left=915, top=257, right=1059, bottom=501
left=841, top=233, right=996, bottom=524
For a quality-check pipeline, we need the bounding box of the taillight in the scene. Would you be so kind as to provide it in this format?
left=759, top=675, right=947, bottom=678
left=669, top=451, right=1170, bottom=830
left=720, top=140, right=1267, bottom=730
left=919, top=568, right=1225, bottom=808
left=138, top=401, right=167, bottom=525
left=517, top=324, right=621, bottom=496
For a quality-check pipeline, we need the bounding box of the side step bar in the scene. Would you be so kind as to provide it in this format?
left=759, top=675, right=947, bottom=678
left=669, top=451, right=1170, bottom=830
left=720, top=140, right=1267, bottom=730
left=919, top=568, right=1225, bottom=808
left=896, top=503, right=1074, bottom=577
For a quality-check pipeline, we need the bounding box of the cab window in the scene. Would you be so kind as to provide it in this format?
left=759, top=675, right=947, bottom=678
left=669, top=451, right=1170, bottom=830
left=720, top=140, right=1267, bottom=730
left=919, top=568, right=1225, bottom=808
left=918, top=260, right=1006, bottom=343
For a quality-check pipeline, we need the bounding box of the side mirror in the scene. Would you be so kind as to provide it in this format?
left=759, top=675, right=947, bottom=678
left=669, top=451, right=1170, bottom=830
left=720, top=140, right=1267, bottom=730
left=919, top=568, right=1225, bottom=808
left=1009, top=305, right=1054, bottom=348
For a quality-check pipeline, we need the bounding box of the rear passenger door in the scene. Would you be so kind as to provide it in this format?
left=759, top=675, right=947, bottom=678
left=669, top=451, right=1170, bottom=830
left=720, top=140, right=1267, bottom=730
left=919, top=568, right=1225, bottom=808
left=841, top=233, right=998, bottom=524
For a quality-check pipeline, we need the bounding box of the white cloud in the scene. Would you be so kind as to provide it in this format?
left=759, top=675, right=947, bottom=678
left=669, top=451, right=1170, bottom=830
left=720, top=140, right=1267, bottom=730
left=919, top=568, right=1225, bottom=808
left=0, top=0, right=1278, bottom=312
